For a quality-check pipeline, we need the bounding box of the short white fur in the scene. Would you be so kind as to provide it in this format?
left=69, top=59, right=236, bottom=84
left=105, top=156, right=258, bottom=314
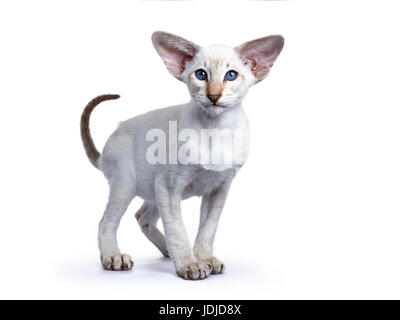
left=89, top=31, right=284, bottom=280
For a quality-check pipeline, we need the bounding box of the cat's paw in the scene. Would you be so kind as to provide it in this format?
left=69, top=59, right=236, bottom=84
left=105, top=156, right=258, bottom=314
left=101, top=253, right=133, bottom=271
left=201, top=257, right=225, bottom=275
left=176, top=261, right=212, bottom=280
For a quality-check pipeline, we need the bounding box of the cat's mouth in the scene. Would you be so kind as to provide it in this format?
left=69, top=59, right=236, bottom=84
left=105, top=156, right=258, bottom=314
left=208, top=103, right=226, bottom=108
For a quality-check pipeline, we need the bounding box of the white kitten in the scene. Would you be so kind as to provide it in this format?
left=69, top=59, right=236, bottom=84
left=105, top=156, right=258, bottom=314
left=80, top=31, right=284, bottom=280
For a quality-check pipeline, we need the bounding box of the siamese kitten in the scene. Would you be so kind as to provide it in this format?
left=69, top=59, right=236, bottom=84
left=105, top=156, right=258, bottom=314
left=81, top=31, right=284, bottom=280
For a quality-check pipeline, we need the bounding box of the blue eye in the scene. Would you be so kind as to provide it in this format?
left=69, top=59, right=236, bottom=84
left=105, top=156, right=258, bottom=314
left=225, top=70, right=238, bottom=81
left=195, top=69, right=207, bottom=81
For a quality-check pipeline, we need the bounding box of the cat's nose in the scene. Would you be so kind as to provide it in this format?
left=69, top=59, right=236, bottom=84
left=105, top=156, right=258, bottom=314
left=207, top=94, right=222, bottom=105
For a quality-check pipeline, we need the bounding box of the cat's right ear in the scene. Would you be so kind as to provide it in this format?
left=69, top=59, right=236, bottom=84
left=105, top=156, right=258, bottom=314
left=152, top=31, right=200, bottom=80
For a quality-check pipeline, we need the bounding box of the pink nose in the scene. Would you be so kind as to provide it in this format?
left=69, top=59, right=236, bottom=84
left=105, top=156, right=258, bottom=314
left=207, top=94, right=222, bottom=105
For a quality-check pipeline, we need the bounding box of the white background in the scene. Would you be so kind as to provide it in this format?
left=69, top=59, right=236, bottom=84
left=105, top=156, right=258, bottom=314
left=0, top=0, right=399, bottom=299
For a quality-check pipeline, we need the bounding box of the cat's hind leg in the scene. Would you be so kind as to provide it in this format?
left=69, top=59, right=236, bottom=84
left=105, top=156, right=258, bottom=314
left=135, top=202, right=169, bottom=258
left=98, top=173, right=135, bottom=271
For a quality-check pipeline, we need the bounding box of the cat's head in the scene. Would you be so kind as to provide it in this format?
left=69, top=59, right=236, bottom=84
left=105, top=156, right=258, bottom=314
left=152, top=31, right=284, bottom=117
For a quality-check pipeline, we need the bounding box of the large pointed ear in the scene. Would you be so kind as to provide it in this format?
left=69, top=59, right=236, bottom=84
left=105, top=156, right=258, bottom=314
left=152, top=31, right=200, bottom=79
left=236, top=35, right=284, bottom=81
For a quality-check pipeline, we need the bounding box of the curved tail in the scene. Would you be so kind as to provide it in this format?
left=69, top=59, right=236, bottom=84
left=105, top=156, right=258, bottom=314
left=80, top=94, right=120, bottom=169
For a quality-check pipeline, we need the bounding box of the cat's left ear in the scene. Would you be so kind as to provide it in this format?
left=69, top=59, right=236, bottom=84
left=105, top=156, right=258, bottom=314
left=236, top=35, right=284, bottom=81
left=152, top=31, right=200, bottom=80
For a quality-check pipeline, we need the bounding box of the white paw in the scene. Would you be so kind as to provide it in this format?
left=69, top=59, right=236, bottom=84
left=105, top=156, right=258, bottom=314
left=202, top=257, right=225, bottom=275
left=101, top=253, right=133, bottom=271
left=177, top=261, right=212, bottom=280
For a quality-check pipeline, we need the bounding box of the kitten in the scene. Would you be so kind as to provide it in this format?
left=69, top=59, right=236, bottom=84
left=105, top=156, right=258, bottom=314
left=80, top=31, right=284, bottom=280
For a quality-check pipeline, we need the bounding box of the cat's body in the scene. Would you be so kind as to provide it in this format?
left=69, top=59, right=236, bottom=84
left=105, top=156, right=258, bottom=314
left=81, top=32, right=284, bottom=280
left=100, top=101, right=248, bottom=202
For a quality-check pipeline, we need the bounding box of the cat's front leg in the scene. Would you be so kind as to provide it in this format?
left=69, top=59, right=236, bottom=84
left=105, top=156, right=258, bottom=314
left=194, top=180, right=232, bottom=275
left=155, top=175, right=211, bottom=280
